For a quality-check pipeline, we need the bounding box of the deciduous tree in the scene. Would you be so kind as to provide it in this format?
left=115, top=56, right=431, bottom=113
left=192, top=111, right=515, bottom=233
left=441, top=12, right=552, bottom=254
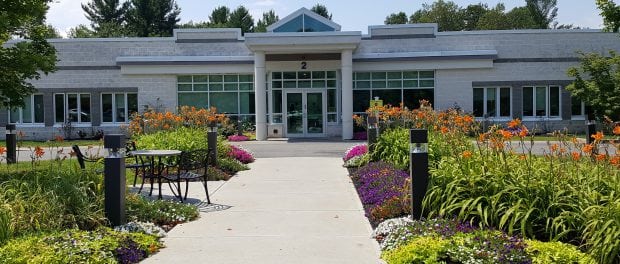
left=385, top=12, right=408, bottom=25
left=0, top=0, right=57, bottom=109
left=596, top=0, right=620, bottom=32
left=409, top=0, right=464, bottom=31
left=567, top=51, right=620, bottom=120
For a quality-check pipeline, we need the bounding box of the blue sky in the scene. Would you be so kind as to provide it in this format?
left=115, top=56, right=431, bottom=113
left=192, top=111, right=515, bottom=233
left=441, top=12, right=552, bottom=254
left=48, top=0, right=604, bottom=36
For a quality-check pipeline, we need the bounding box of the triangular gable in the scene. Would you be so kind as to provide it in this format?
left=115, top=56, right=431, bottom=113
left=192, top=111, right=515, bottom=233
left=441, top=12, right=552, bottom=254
left=267, top=7, right=341, bottom=33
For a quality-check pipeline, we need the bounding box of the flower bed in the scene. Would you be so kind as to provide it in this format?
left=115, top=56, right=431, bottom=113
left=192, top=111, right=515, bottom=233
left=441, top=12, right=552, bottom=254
left=228, top=145, right=255, bottom=164
left=227, top=134, right=250, bottom=142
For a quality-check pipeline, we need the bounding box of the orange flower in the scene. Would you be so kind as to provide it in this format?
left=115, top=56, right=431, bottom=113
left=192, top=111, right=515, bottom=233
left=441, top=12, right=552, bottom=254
left=559, top=147, right=567, bottom=154
left=54, top=135, right=64, bottom=142
left=596, top=154, right=606, bottom=161
left=0, top=147, right=5, bottom=155
left=591, top=131, right=604, bottom=142
left=462, top=150, right=473, bottom=159
left=519, top=154, right=527, bottom=160
left=582, top=144, right=594, bottom=154
left=571, top=152, right=581, bottom=161
left=463, top=115, right=473, bottom=123
left=478, top=133, right=487, bottom=142
left=611, top=155, right=620, bottom=166
left=508, top=119, right=521, bottom=129
left=614, top=125, right=620, bottom=135
left=440, top=126, right=449, bottom=134
left=518, top=127, right=529, bottom=138
left=550, top=144, right=559, bottom=152
left=34, top=146, right=45, bottom=158
left=499, top=129, right=513, bottom=140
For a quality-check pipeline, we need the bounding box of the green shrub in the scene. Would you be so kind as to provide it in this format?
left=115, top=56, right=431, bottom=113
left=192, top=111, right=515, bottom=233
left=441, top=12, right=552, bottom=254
left=217, top=157, right=249, bottom=175
left=0, top=228, right=161, bottom=264
left=371, top=128, right=410, bottom=170
left=125, top=193, right=199, bottom=227
left=208, top=166, right=231, bottom=181
left=526, top=240, right=596, bottom=264
left=134, top=127, right=208, bottom=151
left=382, top=236, right=448, bottom=264
left=0, top=168, right=105, bottom=239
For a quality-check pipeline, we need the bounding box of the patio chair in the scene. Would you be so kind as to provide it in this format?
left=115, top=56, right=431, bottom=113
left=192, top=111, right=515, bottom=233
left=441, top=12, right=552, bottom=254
left=162, top=149, right=211, bottom=204
left=71, top=145, right=102, bottom=170
left=125, top=141, right=151, bottom=187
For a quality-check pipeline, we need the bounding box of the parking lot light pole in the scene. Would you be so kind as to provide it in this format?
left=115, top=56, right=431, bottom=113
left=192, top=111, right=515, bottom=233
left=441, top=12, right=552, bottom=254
left=410, top=129, right=429, bottom=220
left=104, top=134, right=126, bottom=226
left=5, top=124, right=16, bottom=164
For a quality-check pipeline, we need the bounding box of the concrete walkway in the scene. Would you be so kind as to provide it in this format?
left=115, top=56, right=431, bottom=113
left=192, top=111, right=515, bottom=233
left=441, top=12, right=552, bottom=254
left=143, top=157, right=382, bottom=264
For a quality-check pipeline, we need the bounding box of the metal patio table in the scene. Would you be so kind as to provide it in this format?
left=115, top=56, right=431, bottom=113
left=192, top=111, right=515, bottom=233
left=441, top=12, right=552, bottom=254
left=129, top=149, right=182, bottom=199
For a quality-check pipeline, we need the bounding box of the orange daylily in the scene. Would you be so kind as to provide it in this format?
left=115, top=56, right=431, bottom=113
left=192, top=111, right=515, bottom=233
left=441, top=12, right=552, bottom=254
left=614, top=125, right=620, bottom=135
left=508, top=119, right=521, bottom=129
left=518, top=127, right=529, bottom=138
left=34, top=146, right=45, bottom=158
left=571, top=152, right=581, bottom=161
left=591, top=132, right=604, bottom=142
left=0, top=147, right=5, bottom=155
left=550, top=144, right=559, bottom=152
left=596, top=154, right=606, bottom=161
left=462, top=150, right=473, bottom=159
left=582, top=144, right=594, bottom=154
left=499, top=129, right=513, bottom=140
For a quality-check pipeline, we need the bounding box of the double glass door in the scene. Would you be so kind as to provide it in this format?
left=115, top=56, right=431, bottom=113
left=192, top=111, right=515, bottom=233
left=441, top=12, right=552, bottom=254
left=285, top=90, right=325, bottom=137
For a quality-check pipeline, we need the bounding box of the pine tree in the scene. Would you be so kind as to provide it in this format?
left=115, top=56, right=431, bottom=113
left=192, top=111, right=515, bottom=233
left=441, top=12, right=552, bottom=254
left=255, top=10, right=279, bottom=32
left=310, top=4, right=332, bottom=20
left=125, top=0, right=180, bottom=37
left=81, top=0, right=128, bottom=32
left=228, top=6, right=254, bottom=34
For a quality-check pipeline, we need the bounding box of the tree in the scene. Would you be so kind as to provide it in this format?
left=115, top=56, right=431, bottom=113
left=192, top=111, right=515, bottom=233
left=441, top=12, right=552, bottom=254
left=177, top=21, right=210, bottom=29
left=81, top=0, right=128, bottom=32
left=68, top=24, right=96, bottom=38
left=310, top=4, right=332, bottom=20
left=43, top=24, right=62, bottom=38
left=567, top=51, right=620, bottom=121
left=385, top=12, right=408, bottom=25
left=228, top=6, right=254, bottom=34
left=209, top=6, right=230, bottom=27
left=526, top=0, right=557, bottom=29
left=125, top=0, right=180, bottom=37
left=255, top=10, right=279, bottom=33
left=596, top=0, right=620, bottom=32
left=505, top=6, right=538, bottom=29
left=463, top=3, right=489, bottom=30
left=409, top=0, right=464, bottom=31
left=0, top=0, right=57, bottom=109
left=476, top=4, right=510, bottom=30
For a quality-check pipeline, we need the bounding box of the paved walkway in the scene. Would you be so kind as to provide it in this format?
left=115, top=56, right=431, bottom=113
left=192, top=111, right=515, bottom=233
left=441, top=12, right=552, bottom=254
left=143, top=157, right=382, bottom=264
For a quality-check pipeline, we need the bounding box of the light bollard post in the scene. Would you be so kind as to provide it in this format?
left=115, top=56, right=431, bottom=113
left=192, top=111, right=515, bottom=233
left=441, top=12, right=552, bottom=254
left=409, top=129, right=429, bottom=220
left=104, top=134, right=126, bottom=226
left=586, top=121, right=596, bottom=145
left=367, top=116, right=378, bottom=153
left=208, top=125, right=218, bottom=167
left=5, top=124, right=16, bottom=164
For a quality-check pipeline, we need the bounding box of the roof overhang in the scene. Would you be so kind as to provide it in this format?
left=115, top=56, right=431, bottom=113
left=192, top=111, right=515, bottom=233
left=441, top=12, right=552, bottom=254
left=116, top=55, right=254, bottom=66
left=244, top=31, right=361, bottom=54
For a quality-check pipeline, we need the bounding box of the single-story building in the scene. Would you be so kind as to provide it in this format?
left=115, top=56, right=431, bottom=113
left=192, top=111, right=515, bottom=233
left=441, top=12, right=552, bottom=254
left=4, top=7, right=620, bottom=140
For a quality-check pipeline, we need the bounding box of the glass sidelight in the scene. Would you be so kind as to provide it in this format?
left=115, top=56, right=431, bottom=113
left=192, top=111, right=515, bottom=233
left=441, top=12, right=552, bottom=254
left=285, top=91, right=325, bottom=137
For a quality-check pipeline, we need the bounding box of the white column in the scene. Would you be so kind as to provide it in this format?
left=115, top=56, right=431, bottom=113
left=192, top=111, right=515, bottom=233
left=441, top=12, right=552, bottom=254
left=341, top=49, right=354, bottom=140
left=254, top=51, right=267, bottom=141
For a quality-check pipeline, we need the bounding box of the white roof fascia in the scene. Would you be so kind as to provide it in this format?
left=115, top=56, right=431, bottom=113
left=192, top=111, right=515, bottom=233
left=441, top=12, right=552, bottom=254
left=173, top=28, right=244, bottom=41
left=266, top=7, right=341, bottom=32
left=368, top=23, right=438, bottom=34
left=438, top=28, right=602, bottom=36
left=354, top=50, right=498, bottom=60
left=116, top=56, right=254, bottom=64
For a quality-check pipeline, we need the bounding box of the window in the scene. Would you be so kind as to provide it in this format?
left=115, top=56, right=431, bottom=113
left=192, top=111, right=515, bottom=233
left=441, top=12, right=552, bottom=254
left=571, top=96, right=585, bottom=118
left=522, top=86, right=561, bottom=117
left=101, top=93, right=138, bottom=123
left=473, top=87, right=511, bottom=118
left=272, top=14, right=337, bottom=32
left=54, top=93, right=91, bottom=123
left=353, top=71, right=435, bottom=114
left=177, top=74, right=255, bottom=121
left=9, top=94, right=44, bottom=124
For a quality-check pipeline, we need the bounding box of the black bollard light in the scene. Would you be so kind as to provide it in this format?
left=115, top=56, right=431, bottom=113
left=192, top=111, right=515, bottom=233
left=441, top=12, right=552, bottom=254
left=5, top=124, right=16, bottom=164
left=104, top=134, right=126, bottom=226
left=237, top=119, right=243, bottom=136
left=207, top=125, right=218, bottom=167
left=367, top=116, right=378, bottom=153
left=410, top=129, right=429, bottom=220
left=586, top=121, right=596, bottom=145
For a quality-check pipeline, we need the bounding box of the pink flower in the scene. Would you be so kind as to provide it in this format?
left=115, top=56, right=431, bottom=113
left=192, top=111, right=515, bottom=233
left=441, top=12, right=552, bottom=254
left=228, top=145, right=255, bottom=164
left=343, top=144, right=368, bottom=161
left=227, top=135, right=250, bottom=142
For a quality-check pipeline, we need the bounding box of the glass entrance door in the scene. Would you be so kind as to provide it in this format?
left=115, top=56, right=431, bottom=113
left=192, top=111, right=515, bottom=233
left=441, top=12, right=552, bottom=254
left=285, top=91, right=325, bottom=137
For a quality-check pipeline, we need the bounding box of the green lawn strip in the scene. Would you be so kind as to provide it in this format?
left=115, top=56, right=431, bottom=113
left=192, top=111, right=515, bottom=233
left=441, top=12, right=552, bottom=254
left=1, top=139, right=103, bottom=148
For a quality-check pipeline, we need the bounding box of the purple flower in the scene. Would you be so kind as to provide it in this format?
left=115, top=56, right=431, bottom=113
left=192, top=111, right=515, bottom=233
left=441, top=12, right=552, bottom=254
left=352, top=162, right=409, bottom=216
left=115, top=239, right=147, bottom=264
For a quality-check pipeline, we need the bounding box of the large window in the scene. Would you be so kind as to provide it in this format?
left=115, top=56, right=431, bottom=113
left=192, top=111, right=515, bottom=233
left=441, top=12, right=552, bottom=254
left=522, top=86, right=561, bottom=118
left=353, top=71, right=434, bottom=113
left=571, top=96, right=585, bottom=119
left=177, top=74, right=255, bottom=121
left=271, top=71, right=337, bottom=123
left=102, top=93, right=138, bottom=123
left=54, top=93, right=91, bottom=123
left=9, top=94, right=44, bottom=124
left=473, top=87, right=511, bottom=118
